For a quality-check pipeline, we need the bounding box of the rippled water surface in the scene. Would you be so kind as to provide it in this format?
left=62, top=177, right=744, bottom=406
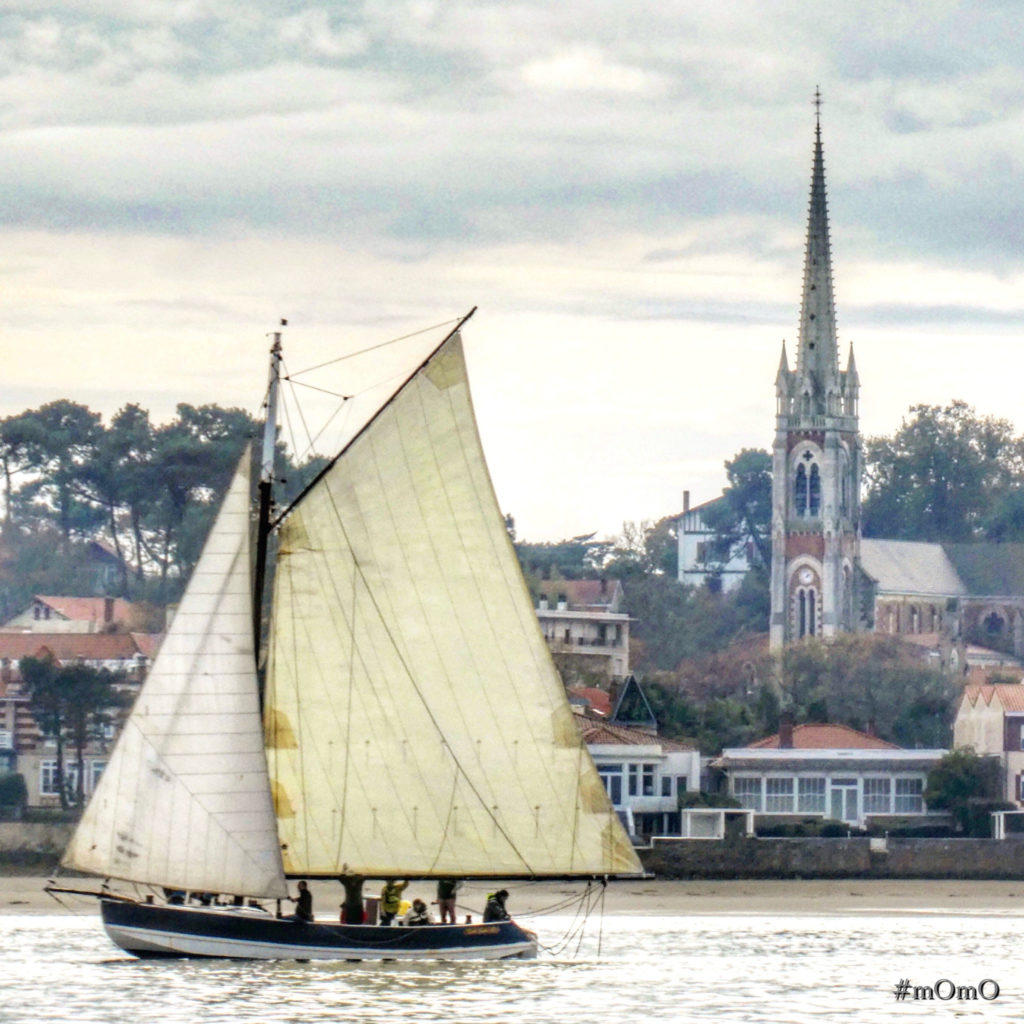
left=3, top=911, right=1020, bottom=1023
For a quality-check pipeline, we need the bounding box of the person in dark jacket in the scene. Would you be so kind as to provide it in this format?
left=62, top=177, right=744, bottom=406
left=483, top=889, right=510, bottom=922
left=290, top=880, right=314, bottom=923
left=436, top=877, right=459, bottom=924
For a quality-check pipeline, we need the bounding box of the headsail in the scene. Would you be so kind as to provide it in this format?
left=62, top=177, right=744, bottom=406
left=63, top=453, right=289, bottom=899
left=265, top=330, right=642, bottom=878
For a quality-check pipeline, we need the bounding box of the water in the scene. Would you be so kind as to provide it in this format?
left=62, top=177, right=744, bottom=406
left=2, top=911, right=1019, bottom=1023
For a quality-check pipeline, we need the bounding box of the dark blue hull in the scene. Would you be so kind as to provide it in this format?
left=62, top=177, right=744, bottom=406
left=100, top=899, right=536, bottom=961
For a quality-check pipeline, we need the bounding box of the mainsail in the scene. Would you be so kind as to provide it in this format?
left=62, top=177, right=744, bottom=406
left=265, top=331, right=642, bottom=878
left=62, top=454, right=288, bottom=899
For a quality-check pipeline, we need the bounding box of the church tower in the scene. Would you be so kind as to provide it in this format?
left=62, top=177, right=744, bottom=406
left=769, top=98, right=862, bottom=650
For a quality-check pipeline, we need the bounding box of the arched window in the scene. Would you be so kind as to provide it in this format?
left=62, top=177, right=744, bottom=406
left=795, top=587, right=817, bottom=638
left=795, top=463, right=807, bottom=515
left=794, top=449, right=821, bottom=518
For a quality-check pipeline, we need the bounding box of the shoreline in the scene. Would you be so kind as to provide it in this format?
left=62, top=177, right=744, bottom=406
left=7, top=875, right=1024, bottom=918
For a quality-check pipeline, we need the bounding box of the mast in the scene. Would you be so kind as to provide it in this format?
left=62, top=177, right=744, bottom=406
left=254, top=321, right=284, bottom=653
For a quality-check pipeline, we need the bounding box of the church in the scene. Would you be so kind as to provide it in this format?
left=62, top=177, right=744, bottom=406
left=687, top=101, right=1024, bottom=674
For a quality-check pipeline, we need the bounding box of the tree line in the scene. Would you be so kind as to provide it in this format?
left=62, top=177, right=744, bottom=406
left=0, top=399, right=323, bottom=614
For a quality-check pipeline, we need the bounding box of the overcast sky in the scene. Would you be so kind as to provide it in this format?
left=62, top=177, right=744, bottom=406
left=2, top=1, right=1024, bottom=540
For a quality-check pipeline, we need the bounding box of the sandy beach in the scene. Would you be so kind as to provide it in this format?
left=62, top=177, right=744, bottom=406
left=8, top=874, right=1024, bottom=918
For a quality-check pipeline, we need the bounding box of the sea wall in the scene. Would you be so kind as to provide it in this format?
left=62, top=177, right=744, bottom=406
left=641, top=836, right=1024, bottom=879
left=0, top=823, right=73, bottom=867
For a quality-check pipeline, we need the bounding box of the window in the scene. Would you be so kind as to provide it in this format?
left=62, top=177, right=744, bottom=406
left=661, top=776, right=673, bottom=797
left=1019, top=776, right=1024, bottom=802
left=794, top=451, right=821, bottom=517
left=598, top=766, right=622, bottom=806
left=797, top=777, right=826, bottom=812
left=894, top=778, right=924, bottom=814
left=41, top=761, right=79, bottom=798
left=765, top=777, right=795, bottom=813
left=676, top=776, right=689, bottom=795
left=642, top=764, right=656, bottom=796
left=863, top=777, right=892, bottom=814
left=40, top=761, right=59, bottom=796
left=733, top=777, right=762, bottom=812
left=90, top=761, right=106, bottom=792
left=627, top=764, right=639, bottom=797
left=797, top=588, right=817, bottom=638
left=0, top=730, right=12, bottom=750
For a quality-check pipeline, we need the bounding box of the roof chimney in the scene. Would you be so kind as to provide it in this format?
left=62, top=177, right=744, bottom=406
left=778, top=711, right=794, bottom=749
left=683, top=490, right=691, bottom=514
left=104, top=597, right=115, bottom=624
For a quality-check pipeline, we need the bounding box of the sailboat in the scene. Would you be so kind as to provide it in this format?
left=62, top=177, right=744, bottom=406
left=51, top=312, right=642, bottom=960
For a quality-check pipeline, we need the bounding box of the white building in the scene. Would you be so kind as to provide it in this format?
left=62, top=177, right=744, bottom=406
left=577, top=677, right=700, bottom=839
left=677, top=492, right=752, bottom=592
left=714, top=722, right=947, bottom=829
left=536, top=579, right=630, bottom=684
left=953, top=684, right=1024, bottom=806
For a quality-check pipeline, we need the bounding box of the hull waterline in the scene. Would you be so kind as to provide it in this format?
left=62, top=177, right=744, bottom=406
left=100, top=900, right=537, bottom=961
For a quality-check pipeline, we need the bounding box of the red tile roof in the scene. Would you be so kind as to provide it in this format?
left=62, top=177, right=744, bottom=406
left=35, top=596, right=134, bottom=623
left=130, top=632, right=164, bottom=659
left=0, top=632, right=149, bottom=662
left=748, top=723, right=900, bottom=750
left=577, top=716, right=695, bottom=751
left=567, top=686, right=612, bottom=716
left=959, top=683, right=1024, bottom=714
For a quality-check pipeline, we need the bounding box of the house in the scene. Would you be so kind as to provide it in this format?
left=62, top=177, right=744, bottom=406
left=713, top=721, right=947, bottom=829
left=578, top=677, right=700, bottom=839
left=536, top=578, right=630, bottom=684
left=677, top=491, right=753, bottom=592
left=1, top=595, right=141, bottom=634
left=0, top=631, right=162, bottom=808
left=953, top=683, right=1024, bottom=806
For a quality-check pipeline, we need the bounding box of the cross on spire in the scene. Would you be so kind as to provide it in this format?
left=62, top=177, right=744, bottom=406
left=813, top=87, right=822, bottom=130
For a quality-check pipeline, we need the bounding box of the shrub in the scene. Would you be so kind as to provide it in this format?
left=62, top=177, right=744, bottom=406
left=0, top=773, right=27, bottom=818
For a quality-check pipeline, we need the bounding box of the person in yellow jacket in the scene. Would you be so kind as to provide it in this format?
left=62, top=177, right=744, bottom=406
left=380, top=878, right=408, bottom=926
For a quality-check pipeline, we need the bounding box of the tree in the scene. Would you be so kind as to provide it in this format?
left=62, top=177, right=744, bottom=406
left=22, top=655, right=69, bottom=809
left=605, top=516, right=678, bottom=579
left=924, top=748, right=1003, bottom=834
left=22, top=656, right=123, bottom=808
left=7, top=400, right=104, bottom=544
left=78, top=404, right=156, bottom=596
left=699, top=448, right=772, bottom=572
left=863, top=401, right=1024, bottom=541
left=60, top=664, right=124, bottom=806
left=515, top=533, right=614, bottom=582
left=776, top=634, right=955, bottom=748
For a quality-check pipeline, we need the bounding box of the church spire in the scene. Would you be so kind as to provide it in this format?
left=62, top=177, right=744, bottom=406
left=795, top=88, right=839, bottom=405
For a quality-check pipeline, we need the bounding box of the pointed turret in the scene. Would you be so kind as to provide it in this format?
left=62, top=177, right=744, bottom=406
left=795, top=91, right=839, bottom=410
left=776, top=339, right=790, bottom=392
left=845, top=342, right=859, bottom=387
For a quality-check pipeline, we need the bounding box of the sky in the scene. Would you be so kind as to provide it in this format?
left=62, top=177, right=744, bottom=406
left=2, top=1, right=1024, bottom=541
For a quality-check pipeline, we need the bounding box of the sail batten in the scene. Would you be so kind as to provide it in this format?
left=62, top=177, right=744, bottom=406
left=62, top=453, right=289, bottom=899
left=265, top=333, right=641, bottom=878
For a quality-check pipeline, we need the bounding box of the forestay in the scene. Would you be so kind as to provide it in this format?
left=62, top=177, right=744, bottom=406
left=265, top=332, right=642, bottom=878
left=62, top=455, right=289, bottom=899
